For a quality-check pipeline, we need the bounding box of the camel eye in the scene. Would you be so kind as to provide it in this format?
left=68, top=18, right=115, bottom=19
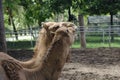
left=54, top=26, right=59, bottom=30
left=73, top=30, right=75, bottom=33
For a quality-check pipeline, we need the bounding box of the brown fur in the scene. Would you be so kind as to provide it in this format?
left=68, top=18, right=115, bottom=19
left=0, top=22, right=76, bottom=80
left=1, top=59, right=22, bottom=80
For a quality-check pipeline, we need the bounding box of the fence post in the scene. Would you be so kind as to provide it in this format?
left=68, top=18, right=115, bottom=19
left=108, top=26, right=111, bottom=47
left=30, top=27, right=34, bottom=47
left=103, top=29, right=105, bottom=44
left=12, top=31, right=15, bottom=46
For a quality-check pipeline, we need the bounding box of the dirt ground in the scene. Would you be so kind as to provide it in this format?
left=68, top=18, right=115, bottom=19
left=8, top=48, right=120, bottom=80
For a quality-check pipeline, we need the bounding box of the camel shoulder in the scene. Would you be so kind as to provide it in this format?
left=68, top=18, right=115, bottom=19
left=1, top=59, right=22, bottom=80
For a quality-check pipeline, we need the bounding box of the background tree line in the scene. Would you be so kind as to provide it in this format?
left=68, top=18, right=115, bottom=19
left=0, top=0, right=120, bottom=52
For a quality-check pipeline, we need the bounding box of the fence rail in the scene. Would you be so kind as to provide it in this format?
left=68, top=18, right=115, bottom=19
left=6, top=26, right=120, bottom=49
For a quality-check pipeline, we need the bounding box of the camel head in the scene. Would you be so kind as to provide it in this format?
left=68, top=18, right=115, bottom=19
left=54, top=24, right=76, bottom=45
left=34, top=22, right=76, bottom=57
left=42, top=22, right=76, bottom=40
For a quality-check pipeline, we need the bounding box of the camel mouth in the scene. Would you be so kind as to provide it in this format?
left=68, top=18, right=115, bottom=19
left=49, top=25, right=76, bottom=43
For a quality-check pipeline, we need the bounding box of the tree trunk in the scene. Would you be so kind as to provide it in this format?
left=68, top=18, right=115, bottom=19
left=8, top=8, right=18, bottom=40
left=11, top=17, right=18, bottom=40
left=0, top=0, right=7, bottom=52
left=68, top=7, right=71, bottom=21
left=110, top=12, right=114, bottom=42
left=78, top=14, right=86, bottom=48
left=38, top=20, right=41, bottom=27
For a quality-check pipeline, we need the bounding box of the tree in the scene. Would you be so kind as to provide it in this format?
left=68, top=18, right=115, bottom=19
left=4, top=0, right=20, bottom=40
left=86, top=0, right=120, bottom=41
left=48, top=0, right=87, bottom=48
left=72, top=0, right=88, bottom=48
left=20, top=0, right=52, bottom=26
left=0, top=0, right=7, bottom=52
left=49, top=0, right=71, bottom=13
left=78, top=14, right=86, bottom=48
left=48, top=0, right=72, bottom=21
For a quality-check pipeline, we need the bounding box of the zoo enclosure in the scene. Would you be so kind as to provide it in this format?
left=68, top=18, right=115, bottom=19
left=6, top=25, right=120, bottom=49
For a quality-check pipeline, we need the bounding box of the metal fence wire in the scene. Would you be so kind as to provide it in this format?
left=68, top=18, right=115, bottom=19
left=6, top=25, right=120, bottom=49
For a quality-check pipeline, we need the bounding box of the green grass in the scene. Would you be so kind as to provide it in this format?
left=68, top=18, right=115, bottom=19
left=7, top=40, right=35, bottom=49
left=7, top=36, right=120, bottom=49
left=72, top=42, right=120, bottom=48
left=72, top=36, right=120, bottom=48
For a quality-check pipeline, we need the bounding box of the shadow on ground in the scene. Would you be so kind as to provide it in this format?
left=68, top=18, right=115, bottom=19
left=7, top=48, right=120, bottom=80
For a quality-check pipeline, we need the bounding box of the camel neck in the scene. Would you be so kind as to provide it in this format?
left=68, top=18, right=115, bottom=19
left=24, top=37, right=70, bottom=80
left=40, top=39, right=69, bottom=80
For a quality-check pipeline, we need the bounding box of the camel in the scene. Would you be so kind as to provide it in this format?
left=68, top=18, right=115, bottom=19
left=0, top=22, right=76, bottom=80
left=0, top=22, right=57, bottom=69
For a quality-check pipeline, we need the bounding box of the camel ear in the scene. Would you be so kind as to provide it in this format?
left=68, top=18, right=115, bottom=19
left=68, top=22, right=77, bottom=30
left=67, top=22, right=74, bottom=27
left=42, top=22, right=57, bottom=30
left=61, top=22, right=77, bottom=30
left=41, top=22, right=48, bottom=30
left=61, top=22, right=67, bottom=27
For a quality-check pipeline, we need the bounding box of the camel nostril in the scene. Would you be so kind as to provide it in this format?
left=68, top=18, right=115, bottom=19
left=66, top=29, right=69, bottom=33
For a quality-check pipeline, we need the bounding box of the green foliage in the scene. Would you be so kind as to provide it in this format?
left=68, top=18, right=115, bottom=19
left=3, top=0, right=24, bottom=30
left=20, top=0, right=52, bottom=26
left=4, top=0, right=53, bottom=30
left=49, top=0, right=72, bottom=13
left=3, top=0, right=120, bottom=30
left=72, top=0, right=91, bottom=14
left=85, top=0, right=120, bottom=15
left=3, top=0, right=20, bottom=12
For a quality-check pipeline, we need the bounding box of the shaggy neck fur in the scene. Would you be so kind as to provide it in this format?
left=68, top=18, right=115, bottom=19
left=21, top=28, right=53, bottom=69
left=24, top=34, right=70, bottom=80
